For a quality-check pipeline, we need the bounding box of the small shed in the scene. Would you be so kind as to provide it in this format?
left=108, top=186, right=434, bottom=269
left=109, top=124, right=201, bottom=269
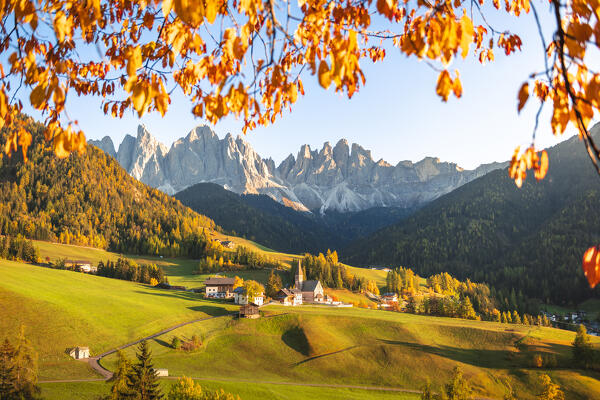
left=69, top=346, right=90, bottom=359
left=155, top=368, right=169, bottom=377
left=239, top=303, right=260, bottom=319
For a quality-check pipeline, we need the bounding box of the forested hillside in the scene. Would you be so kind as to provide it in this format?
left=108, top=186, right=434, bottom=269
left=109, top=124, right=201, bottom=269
left=175, top=182, right=412, bottom=253
left=344, top=133, right=600, bottom=305
left=0, top=116, right=216, bottom=257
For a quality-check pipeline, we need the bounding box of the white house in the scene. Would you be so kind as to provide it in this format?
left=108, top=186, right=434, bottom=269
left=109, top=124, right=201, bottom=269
left=233, top=287, right=264, bottom=306
left=204, top=277, right=236, bottom=298
left=155, top=368, right=169, bottom=377
left=276, top=288, right=302, bottom=305
left=69, top=346, right=90, bottom=359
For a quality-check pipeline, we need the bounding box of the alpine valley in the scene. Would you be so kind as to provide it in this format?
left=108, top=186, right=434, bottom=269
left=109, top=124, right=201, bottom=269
left=89, top=125, right=507, bottom=253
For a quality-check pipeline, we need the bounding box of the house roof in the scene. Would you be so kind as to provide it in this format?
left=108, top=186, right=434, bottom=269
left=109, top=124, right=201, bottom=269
left=302, top=280, right=321, bottom=292
left=233, top=287, right=245, bottom=294
left=204, top=277, right=236, bottom=286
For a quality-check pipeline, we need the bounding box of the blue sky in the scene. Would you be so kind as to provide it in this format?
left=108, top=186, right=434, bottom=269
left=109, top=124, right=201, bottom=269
left=23, top=3, right=581, bottom=169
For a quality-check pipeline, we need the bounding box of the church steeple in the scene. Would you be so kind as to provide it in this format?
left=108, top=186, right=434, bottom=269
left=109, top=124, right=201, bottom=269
left=295, top=260, right=303, bottom=290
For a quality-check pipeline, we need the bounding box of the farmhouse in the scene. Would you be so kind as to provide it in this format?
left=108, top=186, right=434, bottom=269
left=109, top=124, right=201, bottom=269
left=233, top=286, right=264, bottom=306
left=239, top=303, right=260, bottom=318
left=155, top=369, right=169, bottom=377
left=275, top=288, right=302, bottom=305
left=295, top=262, right=324, bottom=303
left=382, top=293, right=398, bottom=303
left=221, top=240, right=236, bottom=249
left=204, top=277, right=236, bottom=298
left=65, top=260, right=96, bottom=273
left=69, top=346, right=90, bottom=359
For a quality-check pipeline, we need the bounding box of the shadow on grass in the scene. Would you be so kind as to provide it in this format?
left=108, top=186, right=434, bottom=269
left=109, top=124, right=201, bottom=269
left=133, top=288, right=202, bottom=302
left=293, top=346, right=358, bottom=367
left=153, top=337, right=173, bottom=348
left=282, top=325, right=310, bottom=357
left=378, top=339, right=573, bottom=369
left=187, top=305, right=232, bottom=317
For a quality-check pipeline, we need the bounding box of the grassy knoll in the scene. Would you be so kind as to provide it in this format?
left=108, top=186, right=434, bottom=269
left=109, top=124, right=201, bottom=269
left=0, top=259, right=235, bottom=380
left=101, top=305, right=600, bottom=400
left=39, top=379, right=420, bottom=400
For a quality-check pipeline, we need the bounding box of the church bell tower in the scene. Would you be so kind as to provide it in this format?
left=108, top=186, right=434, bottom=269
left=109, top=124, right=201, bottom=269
left=295, top=260, right=303, bottom=290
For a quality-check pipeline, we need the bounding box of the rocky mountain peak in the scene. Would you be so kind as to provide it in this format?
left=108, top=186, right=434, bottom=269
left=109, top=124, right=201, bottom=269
left=88, top=136, right=116, bottom=158
left=90, top=125, right=507, bottom=212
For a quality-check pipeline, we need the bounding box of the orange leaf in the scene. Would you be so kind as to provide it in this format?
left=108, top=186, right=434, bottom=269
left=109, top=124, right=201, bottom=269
left=534, top=150, right=548, bottom=180
left=517, top=82, right=529, bottom=112
left=318, top=61, right=331, bottom=89
left=582, top=246, right=600, bottom=288
left=436, top=70, right=452, bottom=102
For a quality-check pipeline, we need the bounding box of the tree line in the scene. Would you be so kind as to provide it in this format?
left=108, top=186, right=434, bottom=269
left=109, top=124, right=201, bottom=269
left=0, top=235, right=39, bottom=264
left=97, top=258, right=166, bottom=285
left=197, top=245, right=281, bottom=274
left=299, top=250, right=375, bottom=293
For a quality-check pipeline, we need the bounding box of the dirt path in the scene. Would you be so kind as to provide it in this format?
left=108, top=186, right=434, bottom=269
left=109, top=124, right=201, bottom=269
left=86, top=313, right=234, bottom=380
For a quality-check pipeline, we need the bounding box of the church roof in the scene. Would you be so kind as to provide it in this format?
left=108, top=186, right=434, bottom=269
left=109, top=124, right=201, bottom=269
left=302, top=280, right=321, bottom=292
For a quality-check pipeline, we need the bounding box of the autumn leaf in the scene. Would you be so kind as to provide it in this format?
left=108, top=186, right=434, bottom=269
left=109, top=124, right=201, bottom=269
left=517, top=82, right=529, bottom=113
left=318, top=61, right=331, bottom=89
left=534, top=150, right=548, bottom=180
left=582, top=246, right=600, bottom=288
left=126, top=47, right=142, bottom=77
left=436, top=70, right=452, bottom=102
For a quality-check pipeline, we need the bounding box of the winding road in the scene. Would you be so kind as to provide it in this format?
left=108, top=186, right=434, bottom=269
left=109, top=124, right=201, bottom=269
left=38, top=313, right=498, bottom=400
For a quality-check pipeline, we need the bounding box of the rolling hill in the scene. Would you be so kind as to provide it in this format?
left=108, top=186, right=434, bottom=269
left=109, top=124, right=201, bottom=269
left=1, top=259, right=597, bottom=400
left=344, top=130, right=600, bottom=305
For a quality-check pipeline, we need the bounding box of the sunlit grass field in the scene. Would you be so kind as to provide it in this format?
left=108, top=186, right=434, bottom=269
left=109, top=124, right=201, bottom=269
left=1, top=259, right=599, bottom=400
left=0, top=259, right=236, bottom=380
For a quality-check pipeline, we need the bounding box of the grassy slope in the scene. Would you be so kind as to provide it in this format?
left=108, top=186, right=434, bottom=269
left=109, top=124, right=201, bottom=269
left=100, top=306, right=600, bottom=400
left=0, top=260, right=236, bottom=380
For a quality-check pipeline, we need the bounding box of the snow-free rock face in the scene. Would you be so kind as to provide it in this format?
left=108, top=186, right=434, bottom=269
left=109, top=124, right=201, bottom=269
left=90, top=124, right=507, bottom=213
left=88, top=136, right=116, bottom=159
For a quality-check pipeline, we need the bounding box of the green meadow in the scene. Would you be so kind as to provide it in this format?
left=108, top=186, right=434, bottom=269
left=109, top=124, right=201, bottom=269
left=2, top=244, right=599, bottom=399
left=0, top=259, right=236, bottom=380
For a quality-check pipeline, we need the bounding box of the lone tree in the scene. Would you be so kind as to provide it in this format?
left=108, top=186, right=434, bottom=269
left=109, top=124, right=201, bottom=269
left=109, top=350, right=135, bottom=400
left=128, top=340, right=163, bottom=400
left=266, top=269, right=282, bottom=298
left=0, top=339, right=16, bottom=398
left=0, top=326, right=40, bottom=400
left=572, top=324, right=595, bottom=369
left=537, top=374, right=564, bottom=400
left=243, top=280, right=265, bottom=300
left=444, top=366, right=472, bottom=400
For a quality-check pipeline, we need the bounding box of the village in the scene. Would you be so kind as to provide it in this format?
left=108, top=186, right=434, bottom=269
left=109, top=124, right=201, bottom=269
left=203, top=260, right=358, bottom=318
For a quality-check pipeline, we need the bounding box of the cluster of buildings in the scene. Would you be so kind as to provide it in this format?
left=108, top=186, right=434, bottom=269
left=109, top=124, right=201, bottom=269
left=274, top=265, right=324, bottom=306
left=203, top=262, right=326, bottom=309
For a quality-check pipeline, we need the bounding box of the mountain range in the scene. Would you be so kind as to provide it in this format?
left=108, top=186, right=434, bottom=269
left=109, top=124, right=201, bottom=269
left=90, top=125, right=507, bottom=213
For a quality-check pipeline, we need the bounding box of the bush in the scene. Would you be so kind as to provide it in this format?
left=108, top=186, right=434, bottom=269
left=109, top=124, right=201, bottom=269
left=171, top=337, right=181, bottom=350
left=181, top=335, right=202, bottom=352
